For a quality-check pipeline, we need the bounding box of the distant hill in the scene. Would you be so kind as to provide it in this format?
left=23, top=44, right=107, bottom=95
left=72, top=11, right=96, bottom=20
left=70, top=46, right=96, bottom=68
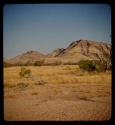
left=4, top=39, right=111, bottom=65
left=6, top=50, right=45, bottom=65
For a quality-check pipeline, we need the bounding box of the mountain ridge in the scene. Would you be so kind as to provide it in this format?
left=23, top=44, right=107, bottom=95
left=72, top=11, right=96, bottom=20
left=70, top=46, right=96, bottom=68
left=5, top=39, right=111, bottom=65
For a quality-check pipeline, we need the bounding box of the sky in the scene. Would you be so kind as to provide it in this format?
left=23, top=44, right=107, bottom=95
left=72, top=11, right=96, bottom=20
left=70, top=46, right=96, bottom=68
left=3, top=4, right=111, bottom=59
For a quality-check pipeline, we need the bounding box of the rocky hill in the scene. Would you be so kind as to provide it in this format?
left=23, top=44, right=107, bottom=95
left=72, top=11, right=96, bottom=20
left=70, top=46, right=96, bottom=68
left=48, top=39, right=111, bottom=58
left=5, top=39, right=111, bottom=65
left=6, top=50, right=45, bottom=65
left=46, top=39, right=111, bottom=64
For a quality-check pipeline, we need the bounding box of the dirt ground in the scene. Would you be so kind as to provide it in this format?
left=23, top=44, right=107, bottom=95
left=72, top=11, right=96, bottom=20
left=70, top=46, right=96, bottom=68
left=4, top=66, right=112, bottom=121
left=4, top=83, right=111, bottom=121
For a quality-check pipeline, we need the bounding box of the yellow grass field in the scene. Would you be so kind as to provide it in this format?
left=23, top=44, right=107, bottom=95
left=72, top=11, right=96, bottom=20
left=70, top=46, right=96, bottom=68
left=4, top=65, right=112, bottom=121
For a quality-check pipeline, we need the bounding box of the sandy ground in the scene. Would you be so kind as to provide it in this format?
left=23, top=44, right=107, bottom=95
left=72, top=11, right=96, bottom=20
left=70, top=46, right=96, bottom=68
left=4, top=83, right=111, bottom=121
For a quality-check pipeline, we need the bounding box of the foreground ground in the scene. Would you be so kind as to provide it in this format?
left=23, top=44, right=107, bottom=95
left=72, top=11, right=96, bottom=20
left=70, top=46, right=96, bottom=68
left=4, top=65, right=112, bottom=121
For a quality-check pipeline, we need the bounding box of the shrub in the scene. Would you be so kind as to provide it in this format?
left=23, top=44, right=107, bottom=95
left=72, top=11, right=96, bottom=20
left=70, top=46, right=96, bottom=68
left=93, top=60, right=110, bottom=72
left=19, top=67, right=31, bottom=78
left=79, top=60, right=96, bottom=72
left=78, top=60, right=111, bottom=72
left=34, top=60, right=44, bottom=66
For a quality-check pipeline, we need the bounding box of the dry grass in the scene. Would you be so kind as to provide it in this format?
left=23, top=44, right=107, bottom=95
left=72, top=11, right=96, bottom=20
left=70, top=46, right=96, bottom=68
left=4, top=65, right=111, bottom=86
left=4, top=65, right=112, bottom=121
left=4, top=65, right=111, bottom=100
left=31, top=92, right=38, bottom=95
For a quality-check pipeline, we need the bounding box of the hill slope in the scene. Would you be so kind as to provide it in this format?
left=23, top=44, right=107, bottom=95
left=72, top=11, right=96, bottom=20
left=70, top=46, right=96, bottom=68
left=5, top=39, right=111, bottom=65
left=48, top=39, right=111, bottom=59
left=6, top=50, right=45, bottom=65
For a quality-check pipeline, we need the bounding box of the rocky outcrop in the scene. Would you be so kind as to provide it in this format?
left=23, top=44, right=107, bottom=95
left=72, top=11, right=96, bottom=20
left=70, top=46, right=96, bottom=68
left=47, top=39, right=111, bottom=60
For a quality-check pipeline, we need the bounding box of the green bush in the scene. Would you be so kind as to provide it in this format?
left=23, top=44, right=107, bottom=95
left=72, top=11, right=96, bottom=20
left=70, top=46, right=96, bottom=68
left=19, top=67, right=31, bottom=78
left=78, top=60, right=111, bottom=72
left=79, top=60, right=96, bottom=72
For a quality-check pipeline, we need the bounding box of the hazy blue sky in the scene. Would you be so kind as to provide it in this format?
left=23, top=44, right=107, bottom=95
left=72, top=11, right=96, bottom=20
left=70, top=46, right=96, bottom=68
left=3, top=4, right=111, bottom=59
